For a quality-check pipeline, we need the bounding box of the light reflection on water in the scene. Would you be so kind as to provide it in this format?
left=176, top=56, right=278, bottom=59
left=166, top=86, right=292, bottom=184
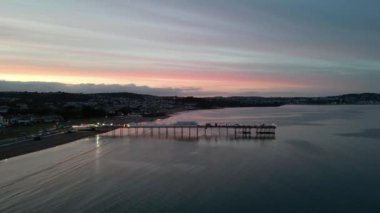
left=1, top=105, right=380, bottom=213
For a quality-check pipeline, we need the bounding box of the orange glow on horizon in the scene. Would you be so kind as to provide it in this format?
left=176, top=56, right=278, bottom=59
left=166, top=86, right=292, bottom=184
left=0, top=63, right=310, bottom=94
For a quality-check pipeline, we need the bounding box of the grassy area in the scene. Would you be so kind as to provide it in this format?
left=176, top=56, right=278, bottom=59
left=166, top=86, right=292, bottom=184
left=64, top=117, right=113, bottom=125
left=0, top=117, right=111, bottom=141
left=0, top=115, right=160, bottom=141
left=0, top=123, right=56, bottom=140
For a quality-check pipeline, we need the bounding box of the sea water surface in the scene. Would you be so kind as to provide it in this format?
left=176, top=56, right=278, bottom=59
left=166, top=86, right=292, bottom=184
left=1, top=105, right=380, bottom=212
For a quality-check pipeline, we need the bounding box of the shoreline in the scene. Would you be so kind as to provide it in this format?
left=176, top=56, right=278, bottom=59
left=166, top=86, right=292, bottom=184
left=0, top=109, right=187, bottom=161
left=0, top=127, right=114, bottom=161
left=2, top=104, right=375, bottom=160
left=0, top=105, right=287, bottom=160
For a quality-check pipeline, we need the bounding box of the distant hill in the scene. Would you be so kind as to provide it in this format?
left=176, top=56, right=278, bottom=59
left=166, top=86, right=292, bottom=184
left=0, top=92, right=378, bottom=122
left=1, top=91, right=379, bottom=107
left=274, top=93, right=380, bottom=105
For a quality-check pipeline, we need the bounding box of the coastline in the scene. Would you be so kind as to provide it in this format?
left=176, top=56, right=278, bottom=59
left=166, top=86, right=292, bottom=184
left=0, top=129, right=107, bottom=160
left=0, top=105, right=284, bottom=160
left=0, top=108, right=187, bottom=161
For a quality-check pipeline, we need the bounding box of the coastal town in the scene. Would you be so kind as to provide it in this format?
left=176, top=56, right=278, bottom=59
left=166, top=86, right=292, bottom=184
left=1, top=92, right=379, bottom=130
left=1, top=91, right=379, bottom=159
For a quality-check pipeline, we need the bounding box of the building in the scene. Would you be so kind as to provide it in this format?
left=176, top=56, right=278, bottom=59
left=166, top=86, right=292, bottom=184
left=0, top=114, right=6, bottom=127
left=0, top=106, right=9, bottom=114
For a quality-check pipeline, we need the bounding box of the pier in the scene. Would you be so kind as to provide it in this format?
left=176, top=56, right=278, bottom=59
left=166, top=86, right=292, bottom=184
left=100, top=123, right=276, bottom=140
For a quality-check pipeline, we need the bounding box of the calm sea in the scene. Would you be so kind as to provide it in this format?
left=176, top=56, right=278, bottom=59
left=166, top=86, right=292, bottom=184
left=1, top=105, right=380, bottom=213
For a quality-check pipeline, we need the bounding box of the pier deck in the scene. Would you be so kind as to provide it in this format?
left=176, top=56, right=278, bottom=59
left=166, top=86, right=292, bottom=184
left=101, top=123, right=276, bottom=139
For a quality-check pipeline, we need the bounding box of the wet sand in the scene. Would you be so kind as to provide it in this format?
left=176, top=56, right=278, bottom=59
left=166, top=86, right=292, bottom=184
left=0, top=128, right=114, bottom=160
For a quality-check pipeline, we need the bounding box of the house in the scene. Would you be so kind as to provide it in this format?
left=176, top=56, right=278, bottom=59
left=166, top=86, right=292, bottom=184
left=0, top=106, right=9, bottom=114
left=16, top=103, right=29, bottom=110
left=0, top=114, right=5, bottom=127
left=9, top=115, right=34, bottom=125
left=37, top=115, right=63, bottom=123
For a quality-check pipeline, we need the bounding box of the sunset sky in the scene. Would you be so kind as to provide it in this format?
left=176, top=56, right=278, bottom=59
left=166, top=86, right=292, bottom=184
left=1, top=0, right=379, bottom=96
